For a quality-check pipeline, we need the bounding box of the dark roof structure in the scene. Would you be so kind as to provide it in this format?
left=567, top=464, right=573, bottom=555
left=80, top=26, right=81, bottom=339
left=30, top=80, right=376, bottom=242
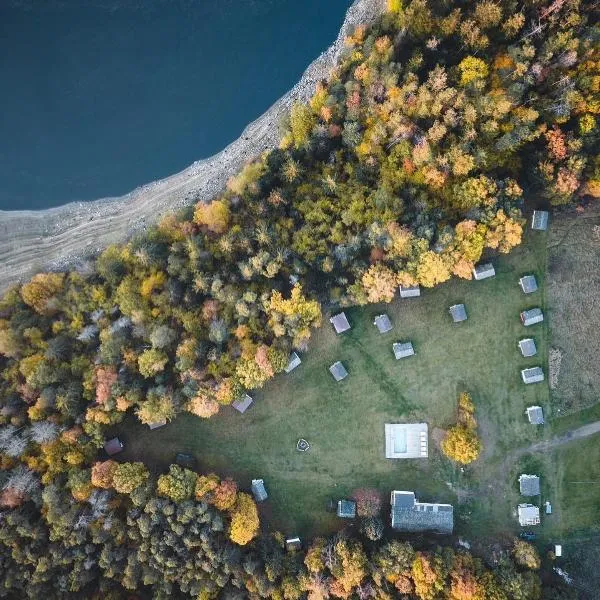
left=518, top=338, right=537, bottom=357
left=251, top=479, right=268, bottom=502
left=232, top=394, right=253, bottom=414
left=521, top=308, right=544, bottom=326
left=519, top=275, right=538, bottom=294
left=104, top=437, right=124, bottom=456
left=521, top=367, right=545, bottom=384
left=337, top=499, right=357, bottom=518
left=393, top=342, right=415, bottom=359
left=472, top=263, right=495, bottom=280
left=449, top=304, right=467, bottom=323
left=175, top=453, right=196, bottom=469
left=148, top=419, right=167, bottom=430
left=329, top=361, right=348, bottom=382
left=284, top=352, right=302, bottom=373
left=390, top=491, right=453, bottom=534
left=519, top=474, right=541, bottom=496
left=400, top=285, right=421, bottom=298
left=330, top=312, right=351, bottom=334
left=532, top=210, right=549, bottom=231
left=526, top=405, right=545, bottom=425
left=374, top=314, right=393, bottom=333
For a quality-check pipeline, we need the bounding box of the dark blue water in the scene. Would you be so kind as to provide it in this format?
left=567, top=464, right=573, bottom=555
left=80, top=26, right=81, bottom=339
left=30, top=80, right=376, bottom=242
left=0, top=0, right=350, bottom=210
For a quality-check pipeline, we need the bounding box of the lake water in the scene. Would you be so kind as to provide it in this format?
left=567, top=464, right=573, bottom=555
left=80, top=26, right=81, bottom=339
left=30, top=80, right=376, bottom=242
left=0, top=0, right=351, bottom=210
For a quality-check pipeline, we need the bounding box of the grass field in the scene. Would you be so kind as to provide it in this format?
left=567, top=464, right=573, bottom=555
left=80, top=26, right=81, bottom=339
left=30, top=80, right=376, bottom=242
left=115, top=228, right=553, bottom=539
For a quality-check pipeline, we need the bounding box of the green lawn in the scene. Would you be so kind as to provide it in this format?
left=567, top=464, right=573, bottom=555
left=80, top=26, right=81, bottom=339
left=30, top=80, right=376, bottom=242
left=115, top=230, right=552, bottom=539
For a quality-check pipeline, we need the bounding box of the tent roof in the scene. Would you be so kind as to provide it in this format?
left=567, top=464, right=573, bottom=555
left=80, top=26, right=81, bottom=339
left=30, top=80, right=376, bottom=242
left=532, top=210, right=549, bottom=231
left=519, top=474, right=541, bottom=496
left=449, top=304, right=467, bottom=322
left=330, top=312, right=351, bottom=333
left=104, top=437, right=123, bottom=456
left=337, top=500, right=357, bottom=518
left=232, top=394, right=253, bottom=414
left=522, top=367, right=544, bottom=384
left=374, top=314, right=393, bottom=333
left=329, top=361, right=348, bottom=381
left=251, top=479, right=268, bottom=502
left=393, top=342, right=415, bottom=359
left=526, top=406, right=545, bottom=424
left=473, top=263, right=495, bottom=280
left=284, top=352, right=302, bottom=373
left=400, top=285, right=421, bottom=298
left=519, top=275, right=538, bottom=294
left=518, top=338, right=537, bottom=357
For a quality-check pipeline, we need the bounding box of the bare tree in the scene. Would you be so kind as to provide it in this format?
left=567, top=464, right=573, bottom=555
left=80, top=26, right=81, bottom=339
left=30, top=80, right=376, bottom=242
left=3, top=465, right=39, bottom=496
left=29, top=421, right=60, bottom=444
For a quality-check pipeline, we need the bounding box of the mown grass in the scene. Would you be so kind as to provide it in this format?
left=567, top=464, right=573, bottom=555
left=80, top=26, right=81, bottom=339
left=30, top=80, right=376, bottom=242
left=115, top=230, right=552, bottom=539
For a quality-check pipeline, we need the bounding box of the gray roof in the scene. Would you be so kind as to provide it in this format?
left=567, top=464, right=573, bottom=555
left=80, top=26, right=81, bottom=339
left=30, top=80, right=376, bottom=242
left=519, top=474, right=541, bottom=496
left=148, top=419, right=167, bottom=430
left=518, top=504, right=540, bottom=526
left=104, top=437, right=123, bottom=456
left=251, top=479, right=268, bottom=502
left=390, top=491, right=453, bottom=534
left=286, top=537, right=301, bottom=550
left=337, top=499, right=356, bottom=518
left=449, top=304, right=467, bottom=322
left=518, top=338, right=537, bottom=357
left=330, top=312, right=351, bottom=333
left=393, top=342, right=415, bottom=359
left=400, top=285, right=421, bottom=298
left=284, top=352, right=302, bottom=373
left=526, top=405, right=545, bottom=424
left=532, top=210, right=549, bottom=231
left=232, top=394, right=253, bottom=414
left=519, top=275, right=538, bottom=294
left=473, top=263, right=495, bottom=280
left=522, top=367, right=545, bottom=384
left=374, top=314, right=393, bottom=333
left=521, top=308, right=544, bottom=326
left=329, top=361, right=348, bottom=381
left=175, top=453, right=195, bottom=469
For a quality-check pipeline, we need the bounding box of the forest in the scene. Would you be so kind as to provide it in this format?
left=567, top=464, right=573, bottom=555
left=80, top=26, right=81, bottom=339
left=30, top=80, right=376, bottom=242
left=0, top=0, right=597, bottom=597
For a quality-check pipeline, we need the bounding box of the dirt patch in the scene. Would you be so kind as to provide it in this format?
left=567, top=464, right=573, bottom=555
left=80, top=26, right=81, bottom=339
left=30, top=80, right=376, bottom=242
left=546, top=204, right=600, bottom=413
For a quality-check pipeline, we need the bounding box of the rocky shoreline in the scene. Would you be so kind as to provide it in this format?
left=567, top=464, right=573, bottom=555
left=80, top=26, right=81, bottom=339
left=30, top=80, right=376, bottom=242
left=0, top=0, right=385, bottom=293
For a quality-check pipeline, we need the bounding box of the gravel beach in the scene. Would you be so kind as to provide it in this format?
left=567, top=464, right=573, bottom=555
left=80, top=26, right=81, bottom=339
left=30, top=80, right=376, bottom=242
left=0, top=0, right=385, bottom=293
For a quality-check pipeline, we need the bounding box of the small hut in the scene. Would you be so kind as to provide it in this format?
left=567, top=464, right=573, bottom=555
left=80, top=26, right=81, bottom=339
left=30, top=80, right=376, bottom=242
left=472, top=263, right=495, bottom=280
left=526, top=406, right=545, bottom=425
left=175, top=453, right=195, bottom=469
left=337, top=499, right=357, bottom=518
left=520, top=308, right=544, bottom=326
left=374, top=314, right=393, bottom=333
left=400, top=285, right=421, bottom=298
left=531, top=210, right=549, bottom=231
left=286, top=537, right=302, bottom=551
left=518, top=338, right=537, bottom=357
left=251, top=479, right=268, bottom=502
left=519, top=275, right=538, bottom=294
left=232, top=394, right=253, bottom=414
left=393, top=342, right=415, bottom=359
left=148, top=419, right=167, bottom=430
left=519, top=474, right=541, bottom=496
left=518, top=504, right=541, bottom=526
left=104, top=437, right=124, bottom=456
left=449, top=304, right=467, bottom=323
left=521, top=367, right=545, bottom=384
left=330, top=312, right=351, bottom=334
left=329, top=361, right=348, bottom=382
left=284, top=352, right=302, bottom=373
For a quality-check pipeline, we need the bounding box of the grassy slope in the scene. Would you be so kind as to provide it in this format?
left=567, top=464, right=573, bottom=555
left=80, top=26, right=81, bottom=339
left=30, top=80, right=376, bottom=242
left=115, top=228, right=553, bottom=539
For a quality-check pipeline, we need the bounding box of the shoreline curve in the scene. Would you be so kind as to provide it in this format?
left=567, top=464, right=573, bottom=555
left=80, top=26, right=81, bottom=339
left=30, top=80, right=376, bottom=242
left=0, top=0, right=385, bottom=293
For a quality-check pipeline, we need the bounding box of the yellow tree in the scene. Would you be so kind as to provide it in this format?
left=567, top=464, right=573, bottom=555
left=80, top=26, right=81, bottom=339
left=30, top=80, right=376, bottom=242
left=361, top=263, right=398, bottom=303
left=416, top=251, right=451, bottom=287
left=20, top=273, right=64, bottom=315
left=229, top=492, right=259, bottom=546
left=441, top=426, right=482, bottom=465
left=193, top=199, right=231, bottom=234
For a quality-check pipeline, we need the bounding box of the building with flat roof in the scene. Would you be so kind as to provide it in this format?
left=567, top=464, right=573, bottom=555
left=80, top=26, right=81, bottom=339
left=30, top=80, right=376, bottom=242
left=330, top=312, right=351, bottom=334
left=390, top=491, right=453, bottom=534
left=385, top=423, right=428, bottom=458
left=374, top=314, right=393, bottom=333
left=532, top=210, right=549, bottom=231
left=337, top=499, right=357, bottom=518
left=519, top=338, right=537, bottom=357
left=518, top=504, right=541, bottom=526
left=329, top=361, right=348, bottom=382
left=251, top=479, right=268, bottom=502
left=449, top=304, right=467, bottom=322
left=400, top=285, right=421, bottom=298
left=232, top=394, right=253, bottom=414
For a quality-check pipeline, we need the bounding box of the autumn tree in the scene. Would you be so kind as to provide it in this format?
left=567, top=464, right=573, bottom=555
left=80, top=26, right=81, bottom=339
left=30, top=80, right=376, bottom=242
left=229, top=492, right=259, bottom=545
left=20, top=273, right=64, bottom=315
left=157, top=465, right=197, bottom=502
left=193, top=199, right=231, bottom=234
left=91, top=460, right=118, bottom=489
left=112, top=462, right=149, bottom=494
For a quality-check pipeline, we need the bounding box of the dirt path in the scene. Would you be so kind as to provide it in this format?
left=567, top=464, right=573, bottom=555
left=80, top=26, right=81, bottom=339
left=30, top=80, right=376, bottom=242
left=0, top=0, right=385, bottom=294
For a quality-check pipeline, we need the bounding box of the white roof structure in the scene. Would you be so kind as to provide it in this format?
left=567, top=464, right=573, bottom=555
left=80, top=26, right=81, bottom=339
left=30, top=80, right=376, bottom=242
left=251, top=479, right=268, bottom=502
left=148, top=419, right=167, bottom=430
left=532, top=210, right=549, bottom=231
left=472, top=263, right=495, bottom=280
left=329, top=361, right=348, bottom=382
left=374, top=314, right=393, bottom=333
left=555, top=544, right=562, bottom=557
left=385, top=423, right=428, bottom=458
left=400, top=285, right=421, bottom=298
left=526, top=405, right=545, bottom=425
left=521, top=308, right=544, bottom=326
left=286, top=537, right=301, bottom=550
left=519, top=474, right=541, bottom=496
left=518, top=504, right=541, bottom=526
left=519, top=338, right=537, bottom=357
left=519, top=275, right=538, bottom=294
left=232, top=394, right=253, bottom=414
left=330, top=312, right=351, bottom=334
left=393, top=342, right=415, bottom=359
left=545, top=501, right=552, bottom=514
left=284, top=352, right=302, bottom=373
left=449, top=304, right=467, bottom=322
left=522, top=367, right=545, bottom=384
